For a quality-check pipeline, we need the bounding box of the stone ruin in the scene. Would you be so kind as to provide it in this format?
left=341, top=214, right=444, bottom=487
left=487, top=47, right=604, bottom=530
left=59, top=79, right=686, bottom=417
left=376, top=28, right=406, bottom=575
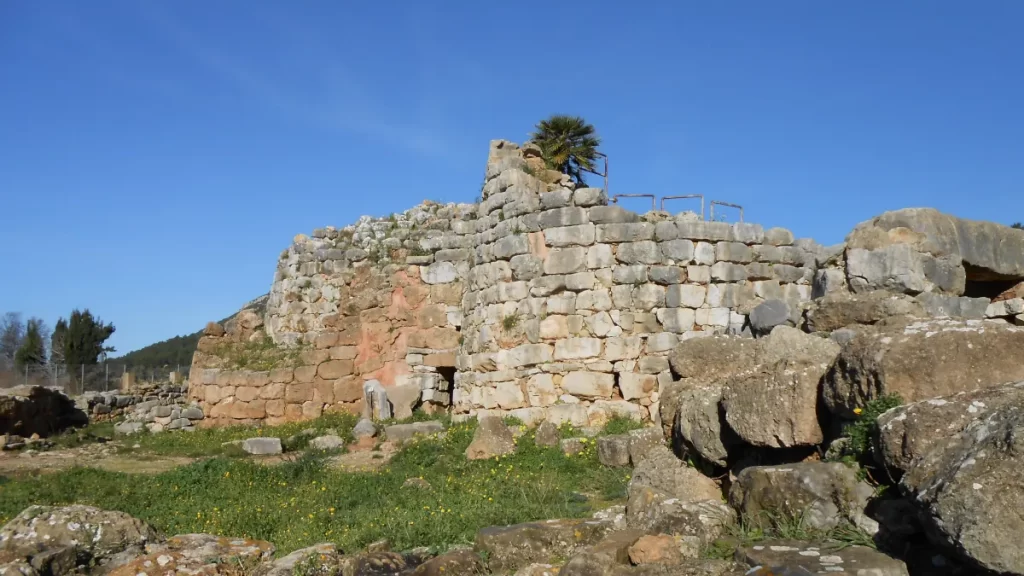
left=185, top=139, right=1024, bottom=428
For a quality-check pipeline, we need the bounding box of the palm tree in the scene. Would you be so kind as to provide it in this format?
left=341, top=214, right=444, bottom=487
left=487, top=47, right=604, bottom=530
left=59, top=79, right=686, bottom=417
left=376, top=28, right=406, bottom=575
left=529, top=115, right=601, bottom=185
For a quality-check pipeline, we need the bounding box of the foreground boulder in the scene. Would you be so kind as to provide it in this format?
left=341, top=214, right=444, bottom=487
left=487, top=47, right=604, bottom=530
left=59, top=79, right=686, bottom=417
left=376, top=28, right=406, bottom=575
left=728, top=463, right=876, bottom=533
left=664, top=327, right=839, bottom=465
left=110, top=533, right=275, bottom=576
left=891, top=386, right=1024, bottom=573
left=465, top=415, right=516, bottom=460
left=738, top=540, right=909, bottom=576
left=475, top=518, right=614, bottom=572
left=0, top=505, right=161, bottom=567
left=803, top=289, right=924, bottom=333
left=824, top=318, right=1024, bottom=417
left=877, top=381, right=1024, bottom=473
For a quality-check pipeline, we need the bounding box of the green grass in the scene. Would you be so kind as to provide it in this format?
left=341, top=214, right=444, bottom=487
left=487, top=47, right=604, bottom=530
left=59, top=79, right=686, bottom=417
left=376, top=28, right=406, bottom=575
left=602, top=416, right=645, bottom=436
left=214, top=333, right=308, bottom=371
left=0, top=420, right=631, bottom=555
left=133, top=412, right=360, bottom=457
left=48, top=421, right=117, bottom=450
left=842, top=394, right=903, bottom=461
left=704, top=510, right=876, bottom=559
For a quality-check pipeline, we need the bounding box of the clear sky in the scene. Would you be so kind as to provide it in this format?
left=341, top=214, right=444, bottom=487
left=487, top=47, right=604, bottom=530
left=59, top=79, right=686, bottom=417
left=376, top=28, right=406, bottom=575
left=2, top=1, right=1022, bottom=355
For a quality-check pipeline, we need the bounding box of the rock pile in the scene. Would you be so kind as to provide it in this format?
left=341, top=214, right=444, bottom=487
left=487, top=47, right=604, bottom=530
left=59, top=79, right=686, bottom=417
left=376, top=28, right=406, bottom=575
left=0, top=386, right=87, bottom=438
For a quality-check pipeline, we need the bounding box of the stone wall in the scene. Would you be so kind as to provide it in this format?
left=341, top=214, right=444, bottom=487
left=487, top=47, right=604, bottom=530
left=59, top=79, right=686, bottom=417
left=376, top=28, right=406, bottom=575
left=187, top=140, right=831, bottom=427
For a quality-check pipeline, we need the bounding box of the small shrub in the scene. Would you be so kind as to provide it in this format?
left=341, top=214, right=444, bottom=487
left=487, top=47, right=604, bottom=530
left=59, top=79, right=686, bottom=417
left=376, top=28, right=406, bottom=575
left=215, top=334, right=308, bottom=372
left=521, top=164, right=539, bottom=178
left=842, top=394, right=903, bottom=461
left=501, top=313, right=521, bottom=331
left=602, top=417, right=644, bottom=436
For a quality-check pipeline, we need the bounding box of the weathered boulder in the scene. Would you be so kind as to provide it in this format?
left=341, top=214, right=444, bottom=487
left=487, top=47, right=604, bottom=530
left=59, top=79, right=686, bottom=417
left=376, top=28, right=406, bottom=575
left=628, top=445, right=722, bottom=503
left=385, top=384, right=421, bottom=420
left=410, top=548, right=482, bottom=576
left=112, top=533, right=276, bottom=576
left=625, top=488, right=735, bottom=545
left=877, top=381, right=1024, bottom=473
left=241, top=437, right=283, bottom=455
left=353, top=418, right=377, bottom=439
left=0, top=505, right=160, bottom=561
left=475, top=518, right=613, bottom=572
left=847, top=208, right=1024, bottom=285
left=465, top=415, right=516, bottom=460
left=721, top=330, right=839, bottom=449
left=255, top=543, right=336, bottom=576
left=803, top=290, right=924, bottom=333
left=748, top=299, right=792, bottom=336
left=823, top=318, right=1024, bottom=418
left=728, top=463, right=876, bottom=532
left=534, top=421, right=560, bottom=447
left=597, top=435, right=631, bottom=467
left=737, top=541, right=909, bottom=576
left=308, top=434, right=345, bottom=451
left=664, top=327, right=839, bottom=463
left=0, top=387, right=87, bottom=437
left=893, top=388, right=1024, bottom=573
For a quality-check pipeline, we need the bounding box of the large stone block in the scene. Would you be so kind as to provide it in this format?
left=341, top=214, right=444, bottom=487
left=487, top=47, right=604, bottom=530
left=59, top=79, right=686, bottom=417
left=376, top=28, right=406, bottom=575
left=538, top=207, right=588, bottom=228
left=420, top=261, right=458, bottom=284
left=666, top=284, right=706, bottom=308
left=589, top=205, right=641, bottom=224
left=631, top=284, right=666, bottom=310
left=710, top=262, right=748, bottom=282
left=659, top=239, right=694, bottom=262
left=616, top=241, right=662, bottom=264
left=586, top=244, right=615, bottom=268
left=503, top=344, right=555, bottom=368
left=595, top=223, right=654, bottom=243
left=656, top=308, right=696, bottom=333
left=573, top=187, right=607, bottom=207
left=715, top=242, right=754, bottom=263
left=544, top=224, right=595, bottom=247
left=562, top=371, right=614, bottom=398
left=493, top=234, right=530, bottom=259
left=675, top=220, right=732, bottom=241
left=543, top=247, right=587, bottom=274
left=824, top=318, right=1024, bottom=417
left=619, top=372, right=657, bottom=401
left=554, top=338, right=602, bottom=360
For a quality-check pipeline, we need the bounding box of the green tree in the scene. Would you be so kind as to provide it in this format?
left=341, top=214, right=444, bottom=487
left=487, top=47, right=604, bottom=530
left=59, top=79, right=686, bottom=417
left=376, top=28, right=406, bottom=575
left=529, top=115, right=602, bottom=185
left=1012, top=222, right=1023, bottom=229
left=57, top=309, right=115, bottom=367
left=0, top=312, right=24, bottom=369
left=14, top=318, right=47, bottom=370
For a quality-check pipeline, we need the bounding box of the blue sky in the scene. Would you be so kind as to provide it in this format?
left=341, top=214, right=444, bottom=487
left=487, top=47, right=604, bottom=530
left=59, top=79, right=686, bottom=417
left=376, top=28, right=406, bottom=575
left=2, top=2, right=1022, bottom=355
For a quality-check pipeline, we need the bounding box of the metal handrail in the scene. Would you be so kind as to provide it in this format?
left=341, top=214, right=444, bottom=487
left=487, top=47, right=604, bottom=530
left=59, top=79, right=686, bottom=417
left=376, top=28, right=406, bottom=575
left=580, top=151, right=609, bottom=195
left=611, top=194, right=656, bottom=211
left=709, top=200, right=744, bottom=223
left=660, top=195, right=705, bottom=220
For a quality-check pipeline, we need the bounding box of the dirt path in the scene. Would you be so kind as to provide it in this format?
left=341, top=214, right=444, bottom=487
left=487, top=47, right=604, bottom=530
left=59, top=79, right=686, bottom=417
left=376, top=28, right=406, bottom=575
left=0, top=442, right=195, bottom=477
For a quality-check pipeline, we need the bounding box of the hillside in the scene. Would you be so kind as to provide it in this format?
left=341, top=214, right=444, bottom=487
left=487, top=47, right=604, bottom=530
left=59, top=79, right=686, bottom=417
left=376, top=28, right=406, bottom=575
left=111, top=294, right=268, bottom=368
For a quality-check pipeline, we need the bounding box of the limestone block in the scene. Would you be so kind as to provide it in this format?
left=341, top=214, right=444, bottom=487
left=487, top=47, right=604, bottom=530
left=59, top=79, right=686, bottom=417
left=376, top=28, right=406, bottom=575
left=648, top=266, right=684, bottom=285
left=546, top=404, right=590, bottom=426
left=562, top=371, right=615, bottom=398
left=538, top=207, right=588, bottom=228
left=503, top=344, right=555, bottom=368
left=421, top=261, right=458, bottom=284
left=555, top=338, right=603, bottom=360
left=710, top=262, right=748, bottom=282
left=715, top=242, right=754, bottom=263
left=531, top=276, right=566, bottom=297
left=387, top=384, right=422, bottom=419
left=616, top=241, right=663, bottom=265
left=546, top=293, right=576, bottom=314
left=604, top=336, right=643, bottom=361
left=587, top=244, right=615, bottom=268
left=666, top=284, right=706, bottom=308
left=660, top=239, right=695, bottom=262
left=676, top=220, right=732, bottom=241
left=595, top=223, right=655, bottom=243
left=494, top=381, right=527, bottom=409
left=764, top=227, right=794, bottom=246
left=590, top=205, right=641, bottom=223
left=565, top=271, right=597, bottom=291
left=527, top=374, right=558, bottom=406
left=745, top=262, right=773, bottom=281
left=707, top=283, right=755, bottom=308
left=539, top=315, right=569, bottom=339
left=510, top=254, right=544, bottom=281
left=693, top=242, right=715, bottom=265
left=657, top=308, right=696, bottom=333
left=687, top=265, right=711, bottom=284
left=619, top=372, right=657, bottom=400
left=654, top=221, right=678, bottom=241
left=587, top=400, right=641, bottom=427
left=632, top=284, right=666, bottom=311
left=540, top=189, right=572, bottom=209
left=730, top=223, right=764, bottom=244
left=576, top=289, right=613, bottom=311
left=497, top=281, right=529, bottom=301
left=573, top=187, right=607, bottom=207
left=493, top=235, right=530, bottom=259
left=585, top=311, right=615, bottom=337
left=544, top=224, right=596, bottom=247
left=646, top=332, right=679, bottom=353
left=544, top=247, right=587, bottom=274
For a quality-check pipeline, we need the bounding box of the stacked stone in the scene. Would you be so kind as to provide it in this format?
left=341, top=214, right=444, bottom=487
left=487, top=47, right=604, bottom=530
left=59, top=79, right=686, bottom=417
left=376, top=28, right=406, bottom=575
left=191, top=139, right=821, bottom=427
left=442, top=142, right=819, bottom=427
left=984, top=282, right=1024, bottom=325
left=81, top=383, right=189, bottom=418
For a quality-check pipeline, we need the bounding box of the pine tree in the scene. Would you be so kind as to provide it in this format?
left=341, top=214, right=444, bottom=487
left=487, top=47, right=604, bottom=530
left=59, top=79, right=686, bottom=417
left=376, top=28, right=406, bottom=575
left=14, top=318, right=47, bottom=370
left=58, top=309, right=116, bottom=367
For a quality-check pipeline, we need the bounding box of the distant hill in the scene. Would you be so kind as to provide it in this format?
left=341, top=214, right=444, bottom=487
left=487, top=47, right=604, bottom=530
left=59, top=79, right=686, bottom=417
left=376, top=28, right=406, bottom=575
left=111, top=294, right=269, bottom=368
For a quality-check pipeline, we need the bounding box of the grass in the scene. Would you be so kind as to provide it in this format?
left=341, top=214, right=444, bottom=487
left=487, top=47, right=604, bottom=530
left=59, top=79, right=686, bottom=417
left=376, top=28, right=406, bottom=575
left=48, top=421, right=117, bottom=450
left=501, top=313, right=521, bottom=331
left=215, top=334, right=307, bottom=372
left=0, top=419, right=631, bottom=556
left=602, top=416, right=645, bottom=436
left=842, top=394, right=903, bottom=461
left=133, top=412, right=360, bottom=457
left=704, top=510, right=877, bottom=560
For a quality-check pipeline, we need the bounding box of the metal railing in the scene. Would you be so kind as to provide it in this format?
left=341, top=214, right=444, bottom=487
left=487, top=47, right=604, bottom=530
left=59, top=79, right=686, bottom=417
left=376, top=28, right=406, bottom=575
left=660, top=195, right=705, bottom=220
